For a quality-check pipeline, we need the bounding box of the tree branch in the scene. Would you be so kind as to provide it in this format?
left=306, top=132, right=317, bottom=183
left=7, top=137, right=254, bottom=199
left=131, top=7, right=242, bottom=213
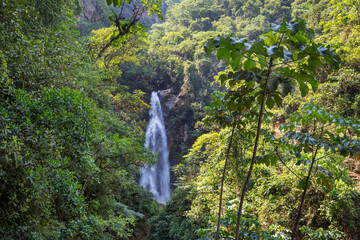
left=291, top=126, right=324, bottom=239
left=275, top=146, right=304, bottom=183
left=93, top=4, right=145, bottom=65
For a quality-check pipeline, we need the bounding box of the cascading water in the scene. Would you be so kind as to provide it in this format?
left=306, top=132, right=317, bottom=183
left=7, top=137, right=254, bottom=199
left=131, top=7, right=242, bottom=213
left=139, top=92, right=171, bottom=204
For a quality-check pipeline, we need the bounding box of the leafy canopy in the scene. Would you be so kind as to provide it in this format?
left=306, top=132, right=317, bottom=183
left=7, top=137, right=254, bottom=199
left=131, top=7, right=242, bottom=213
left=204, top=18, right=340, bottom=127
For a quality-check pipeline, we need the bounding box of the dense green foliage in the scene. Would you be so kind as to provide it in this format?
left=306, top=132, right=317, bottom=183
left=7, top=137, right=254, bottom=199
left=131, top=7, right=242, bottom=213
left=0, top=0, right=160, bottom=239
left=1, top=0, right=360, bottom=239
left=141, top=0, right=360, bottom=239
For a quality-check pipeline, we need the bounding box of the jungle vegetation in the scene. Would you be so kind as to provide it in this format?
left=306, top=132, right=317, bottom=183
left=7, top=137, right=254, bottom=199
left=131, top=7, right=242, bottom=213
left=1, top=0, right=360, bottom=239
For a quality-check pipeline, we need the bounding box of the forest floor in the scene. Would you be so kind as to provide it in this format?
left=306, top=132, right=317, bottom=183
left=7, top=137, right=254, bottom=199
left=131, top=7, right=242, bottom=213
left=344, top=157, right=360, bottom=189
left=132, top=222, right=150, bottom=240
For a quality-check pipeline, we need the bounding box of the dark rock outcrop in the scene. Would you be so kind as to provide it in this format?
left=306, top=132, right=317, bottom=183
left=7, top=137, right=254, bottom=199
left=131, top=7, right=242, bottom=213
left=158, top=89, right=194, bottom=187
left=80, top=0, right=104, bottom=22
left=78, top=0, right=168, bottom=36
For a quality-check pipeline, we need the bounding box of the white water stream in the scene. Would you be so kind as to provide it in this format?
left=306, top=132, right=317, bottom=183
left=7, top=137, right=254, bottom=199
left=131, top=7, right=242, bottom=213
left=139, top=92, right=171, bottom=204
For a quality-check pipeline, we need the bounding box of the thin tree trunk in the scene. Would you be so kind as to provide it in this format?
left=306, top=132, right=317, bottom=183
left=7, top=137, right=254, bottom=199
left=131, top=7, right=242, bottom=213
left=215, top=121, right=237, bottom=240
left=234, top=58, right=273, bottom=240
left=291, top=146, right=319, bottom=239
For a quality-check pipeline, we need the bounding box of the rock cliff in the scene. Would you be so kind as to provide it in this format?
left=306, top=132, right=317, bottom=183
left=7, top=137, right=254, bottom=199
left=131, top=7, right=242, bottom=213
left=78, top=0, right=168, bottom=35
left=158, top=89, right=195, bottom=186
left=80, top=0, right=104, bottom=22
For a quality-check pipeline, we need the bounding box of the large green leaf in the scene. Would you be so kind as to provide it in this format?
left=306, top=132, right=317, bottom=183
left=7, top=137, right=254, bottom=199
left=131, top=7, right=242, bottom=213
left=263, top=31, right=279, bottom=46
left=265, top=97, right=275, bottom=109
left=308, top=55, right=322, bottom=69
left=250, top=41, right=267, bottom=56
left=277, top=68, right=317, bottom=95
left=283, top=49, right=292, bottom=61
left=281, top=79, right=293, bottom=97
left=317, top=46, right=328, bottom=56
left=217, top=48, right=231, bottom=60
left=266, top=45, right=277, bottom=56
left=267, top=77, right=279, bottom=92
left=243, top=59, right=256, bottom=70
left=299, top=81, right=309, bottom=97
left=287, top=22, right=300, bottom=35
left=244, top=42, right=252, bottom=51
left=272, top=94, right=283, bottom=107
left=230, top=56, right=242, bottom=70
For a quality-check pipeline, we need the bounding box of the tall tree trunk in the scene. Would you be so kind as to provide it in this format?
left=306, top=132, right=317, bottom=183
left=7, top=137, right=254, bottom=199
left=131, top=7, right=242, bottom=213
left=234, top=57, right=273, bottom=240
left=215, top=121, right=237, bottom=240
left=291, top=146, right=319, bottom=239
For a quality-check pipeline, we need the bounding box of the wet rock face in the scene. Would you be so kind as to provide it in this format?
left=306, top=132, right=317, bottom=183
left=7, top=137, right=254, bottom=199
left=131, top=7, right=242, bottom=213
left=158, top=89, right=177, bottom=117
left=79, top=0, right=167, bottom=27
left=80, top=0, right=103, bottom=22
left=158, top=89, right=194, bottom=186
left=169, top=91, right=193, bottom=147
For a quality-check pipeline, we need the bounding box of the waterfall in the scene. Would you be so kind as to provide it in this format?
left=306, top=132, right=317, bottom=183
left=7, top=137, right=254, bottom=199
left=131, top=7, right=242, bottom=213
left=140, top=92, right=171, bottom=204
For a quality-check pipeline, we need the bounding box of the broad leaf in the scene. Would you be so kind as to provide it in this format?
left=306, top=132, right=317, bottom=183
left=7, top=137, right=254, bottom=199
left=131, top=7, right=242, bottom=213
left=273, top=94, right=283, bottom=107
left=283, top=49, right=292, bottom=61
left=230, top=56, right=242, bottom=71
left=267, top=77, right=279, bottom=92
left=266, top=45, right=277, bottom=56
left=250, top=41, right=267, bottom=56
left=266, top=97, right=275, bottom=109
left=299, top=81, right=309, bottom=97
left=317, top=46, right=328, bottom=56
left=263, top=31, right=279, bottom=46
left=281, top=80, right=293, bottom=97
left=270, top=24, right=281, bottom=32
left=217, top=48, right=230, bottom=60
left=244, top=59, right=256, bottom=70
left=287, top=22, right=300, bottom=35
left=308, top=55, right=322, bottom=69
left=244, top=42, right=252, bottom=51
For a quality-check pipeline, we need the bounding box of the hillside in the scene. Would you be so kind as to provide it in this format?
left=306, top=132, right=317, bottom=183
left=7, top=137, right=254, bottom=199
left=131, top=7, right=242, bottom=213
left=1, top=0, right=360, bottom=239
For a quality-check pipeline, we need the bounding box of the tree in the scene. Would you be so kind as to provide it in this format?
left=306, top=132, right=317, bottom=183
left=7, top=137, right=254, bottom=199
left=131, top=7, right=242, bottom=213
left=0, top=0, right=159, bottom=238
left=94, top=0, right=163, bottom=64
left=275, top=104, right=360, bottom=238
left=205, top=18, right=340, bottom=240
